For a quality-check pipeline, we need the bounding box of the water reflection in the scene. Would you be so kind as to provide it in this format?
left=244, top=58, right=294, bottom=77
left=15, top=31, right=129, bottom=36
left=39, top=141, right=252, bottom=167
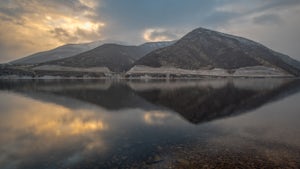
left=134, top=79, right=300, bottom=123
left=1, top=79, right=300, bottom=124
left=0, top=79, right=300, bottom=168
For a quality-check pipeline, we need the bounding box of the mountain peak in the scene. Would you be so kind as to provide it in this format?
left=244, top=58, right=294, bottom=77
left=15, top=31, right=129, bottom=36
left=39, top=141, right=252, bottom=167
left=185, top=27, right=223, bottom=37
left=191, top=27, right=211, bottom=33
left=134, top=27, right=300, bottom=76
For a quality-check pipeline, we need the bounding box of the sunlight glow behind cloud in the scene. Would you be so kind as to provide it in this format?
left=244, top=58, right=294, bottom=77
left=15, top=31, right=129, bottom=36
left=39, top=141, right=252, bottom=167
left=0, top=0, right=105, bottom=61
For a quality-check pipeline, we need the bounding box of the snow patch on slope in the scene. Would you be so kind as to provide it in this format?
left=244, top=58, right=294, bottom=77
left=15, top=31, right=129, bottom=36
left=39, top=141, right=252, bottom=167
left=33, top=65, right=111, bottom=73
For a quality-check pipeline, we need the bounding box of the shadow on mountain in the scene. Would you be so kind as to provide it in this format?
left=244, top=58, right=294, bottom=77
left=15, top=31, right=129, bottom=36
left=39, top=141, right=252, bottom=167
left=0, top=79, right=299, bottom=124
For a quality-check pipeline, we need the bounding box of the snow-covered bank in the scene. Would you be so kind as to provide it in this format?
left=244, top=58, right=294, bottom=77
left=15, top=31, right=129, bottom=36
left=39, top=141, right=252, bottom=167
left=0, top=65, right=295, bottom=79
left=0, top=65, right=113, bottom=79
left=126, top=65, right=293, bottom=78
left=0, top=75, right=109, bottom=80
left=33, top=65, right=111, bottom=73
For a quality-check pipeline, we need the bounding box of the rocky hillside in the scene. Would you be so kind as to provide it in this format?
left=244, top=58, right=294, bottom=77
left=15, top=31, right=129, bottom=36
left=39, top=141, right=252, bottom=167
left=135, top=27, right=300, bottom=76
left=46, top=41, right=174, bottom=72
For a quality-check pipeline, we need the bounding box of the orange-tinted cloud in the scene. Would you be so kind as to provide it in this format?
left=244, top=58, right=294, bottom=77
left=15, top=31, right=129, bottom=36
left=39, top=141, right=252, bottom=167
left=0, top=0, right=105, bottom=62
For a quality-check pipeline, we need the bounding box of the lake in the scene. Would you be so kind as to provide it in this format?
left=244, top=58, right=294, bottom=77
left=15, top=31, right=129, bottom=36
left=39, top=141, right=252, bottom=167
left=0, top=79, right=299, bottom=169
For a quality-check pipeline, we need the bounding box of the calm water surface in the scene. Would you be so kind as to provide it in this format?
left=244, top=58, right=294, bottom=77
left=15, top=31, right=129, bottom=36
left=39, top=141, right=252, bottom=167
left=0, top=79, right=299, bottom=169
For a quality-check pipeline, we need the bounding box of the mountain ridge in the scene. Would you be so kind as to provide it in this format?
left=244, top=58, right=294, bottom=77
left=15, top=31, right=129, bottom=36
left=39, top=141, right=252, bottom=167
left=9, top=40, right=127, bottom=65
left=134, top=27, right=300, bottom=76
left=2, top=27, right=300, bottom=78
left=45, top=41, right=175, bottom=72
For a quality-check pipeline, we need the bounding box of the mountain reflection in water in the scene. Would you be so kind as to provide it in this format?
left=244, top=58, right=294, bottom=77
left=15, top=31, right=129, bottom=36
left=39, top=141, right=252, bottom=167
left=1, top=79, right=300, bottom=124
left=0, top=79, right=300, bottom=169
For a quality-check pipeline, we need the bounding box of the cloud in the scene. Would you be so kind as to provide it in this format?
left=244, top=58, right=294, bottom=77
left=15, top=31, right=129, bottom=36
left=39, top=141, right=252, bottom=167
left=0, top=0, right=105, bottom=62
left=143, top=29, right=178, bottom=42
left=208, top=0, right=300, bottom=27
left=50, top=28, right=78, bottom=42
left=253, top=14, right=283, bottom=25
left=218, top=4, right=300, bottom=61
left=256, top=0, right=300, bottom=11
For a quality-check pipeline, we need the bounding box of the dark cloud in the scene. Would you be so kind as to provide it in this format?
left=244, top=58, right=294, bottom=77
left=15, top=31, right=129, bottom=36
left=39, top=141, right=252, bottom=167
left=0, top=0, right=96, bottom=20
left=50, top=26, right=104, bottom=44
left=0, top=6, right=26, bottom=18
left=256, top=0, right=300, bottom=11
left=76, top=28, right=103, bottom=41
left=253, top=14, right=283, bottom=25
left=148, top=30, right=177, bottom=40
left=50, top=28, right=78, bottom=43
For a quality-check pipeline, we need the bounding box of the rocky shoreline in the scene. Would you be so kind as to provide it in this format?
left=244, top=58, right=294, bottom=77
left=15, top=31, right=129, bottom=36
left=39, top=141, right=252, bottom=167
left=0, top=65, right=295, bottom=79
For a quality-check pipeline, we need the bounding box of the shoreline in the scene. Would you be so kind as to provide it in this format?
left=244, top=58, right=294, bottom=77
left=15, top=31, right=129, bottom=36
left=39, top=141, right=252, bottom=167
left=0, top=65, right=297, bottom=79
left=0, top=75, right=297, bottom=80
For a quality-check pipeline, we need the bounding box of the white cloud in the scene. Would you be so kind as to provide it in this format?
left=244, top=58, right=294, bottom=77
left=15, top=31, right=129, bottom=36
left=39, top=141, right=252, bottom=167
left=143, top=28, right=178, bottom=42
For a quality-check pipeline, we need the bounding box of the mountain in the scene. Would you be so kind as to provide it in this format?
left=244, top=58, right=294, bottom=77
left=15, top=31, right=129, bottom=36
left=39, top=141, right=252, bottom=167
left=3, top=27, right=300, bottom=78
left=45, top=41, right=174, bottom=72
left=133, top=27, right=300, bottom=77
left=10, top=40, right=125, bottom=65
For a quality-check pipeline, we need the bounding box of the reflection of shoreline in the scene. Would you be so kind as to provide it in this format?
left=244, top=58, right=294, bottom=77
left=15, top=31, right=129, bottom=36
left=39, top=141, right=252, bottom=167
left=0, top=78, right=295, bottom=89
left=141, top=80, right=300, bottom=124
left=0, top=79, right=300, bottom=125
left=128, top=78, right=291, bottom=91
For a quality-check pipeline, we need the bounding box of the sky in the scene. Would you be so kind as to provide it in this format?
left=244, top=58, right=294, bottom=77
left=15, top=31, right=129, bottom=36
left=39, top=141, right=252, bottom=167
left=0, top=0, right=300, bottom=63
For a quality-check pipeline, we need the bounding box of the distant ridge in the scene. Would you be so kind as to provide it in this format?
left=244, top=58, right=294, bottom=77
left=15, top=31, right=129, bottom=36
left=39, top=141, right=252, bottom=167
left=10, top=40, right=126, bottom=65
left=46, top=41, right=175, bottom=72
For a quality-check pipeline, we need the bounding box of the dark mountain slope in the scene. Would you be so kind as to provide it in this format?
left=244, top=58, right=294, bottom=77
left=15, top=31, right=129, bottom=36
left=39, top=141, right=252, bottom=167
left=135, top=27, right=300, bottom=76
left=47, top=41, right=174, bottom=72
